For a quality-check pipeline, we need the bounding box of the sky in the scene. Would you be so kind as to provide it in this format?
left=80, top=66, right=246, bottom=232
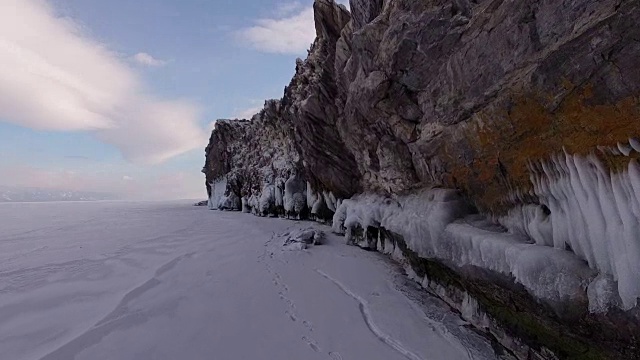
left=0, top=0, right=348, bottom=200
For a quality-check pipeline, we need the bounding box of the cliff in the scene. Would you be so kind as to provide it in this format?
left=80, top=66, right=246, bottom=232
left=204, top=0, right=640, bottom=358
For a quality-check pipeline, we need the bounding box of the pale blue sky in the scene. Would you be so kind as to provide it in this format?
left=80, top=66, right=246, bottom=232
left=0, top=0, right=344, bottom=199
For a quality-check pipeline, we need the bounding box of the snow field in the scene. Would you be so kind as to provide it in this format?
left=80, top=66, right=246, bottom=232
left=0, top=201, right=498, bottom=360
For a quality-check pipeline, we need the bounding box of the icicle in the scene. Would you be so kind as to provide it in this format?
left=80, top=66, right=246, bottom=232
left=618, top=142, right=632, bottom=156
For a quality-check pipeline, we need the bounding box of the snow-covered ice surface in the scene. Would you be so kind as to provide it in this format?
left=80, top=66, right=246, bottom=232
left=0, top=201, right=499, bottom=360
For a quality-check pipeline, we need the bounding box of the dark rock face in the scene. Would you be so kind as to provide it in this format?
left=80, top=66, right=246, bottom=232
left=204, top=0, right=640, bottom=357
left=335, top=0, right=640, bottom=211
left=349, top=0, right=383, bottom=31
left=204, top=0, right=358, bottom=217
left=207, top=0, right=640, bottom=207
left=285, top=0, right=361, bottom=198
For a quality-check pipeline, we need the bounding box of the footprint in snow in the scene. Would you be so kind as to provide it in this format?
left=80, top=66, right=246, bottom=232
left=302, top=336, right=320, bottom=352
left=302, top=320, right=313, bottom=331
left=286, top=311, right=297, bottom=322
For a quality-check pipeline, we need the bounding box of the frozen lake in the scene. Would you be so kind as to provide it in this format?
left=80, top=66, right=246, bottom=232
left=0, top=201, right=499, bottom=360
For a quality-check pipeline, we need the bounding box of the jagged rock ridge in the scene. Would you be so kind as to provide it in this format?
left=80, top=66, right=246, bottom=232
left=204, top=0, right=640, bottom=358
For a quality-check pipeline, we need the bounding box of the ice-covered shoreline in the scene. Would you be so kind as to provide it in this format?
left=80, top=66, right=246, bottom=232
left=210, top=152, right=640, bottom=315
left=207, top=155, right=640, bottom=358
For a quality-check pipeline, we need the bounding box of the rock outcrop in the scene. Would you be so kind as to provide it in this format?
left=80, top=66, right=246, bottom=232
left=204, top=100, right=302, bottom=214
left=204, top=0, right=640, bottom=358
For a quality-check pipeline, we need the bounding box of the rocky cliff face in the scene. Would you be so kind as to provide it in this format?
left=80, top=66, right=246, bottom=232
left=204, top=0, right=640, bottom=358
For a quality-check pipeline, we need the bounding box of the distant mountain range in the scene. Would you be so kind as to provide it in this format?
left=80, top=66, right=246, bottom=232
left=0, top=187, right=118, bottom=202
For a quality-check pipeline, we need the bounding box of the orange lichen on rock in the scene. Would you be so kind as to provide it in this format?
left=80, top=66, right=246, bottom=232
left=447, top=83, right=640, bottom=213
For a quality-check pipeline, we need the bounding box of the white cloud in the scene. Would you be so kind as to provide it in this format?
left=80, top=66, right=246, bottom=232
left=237, top=5, right=316, bottom=54
left=0, top=0, right=206, bottom=164
left=237, top=0, right=351, bottom=55
left=132, top=52, right=167, bottom=67
left=274, top=1, right=305, bottom=17
left=98, top=99, right=205, bottom=164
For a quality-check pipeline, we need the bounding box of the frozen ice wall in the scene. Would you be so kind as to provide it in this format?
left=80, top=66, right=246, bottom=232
left=333, top=190, right=597, bottom=306
left=333, top=153, right=640, bottom=311
left=208, top=178, right=239, bottom=210
left=501, top=153, right=640, bottom=310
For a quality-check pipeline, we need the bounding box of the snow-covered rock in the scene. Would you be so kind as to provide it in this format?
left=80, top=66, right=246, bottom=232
left=280, top=227, right=325, bottom=250
left=203, top=102, right=302, bottom=216
left=283, top=175, right=307, bottom=218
